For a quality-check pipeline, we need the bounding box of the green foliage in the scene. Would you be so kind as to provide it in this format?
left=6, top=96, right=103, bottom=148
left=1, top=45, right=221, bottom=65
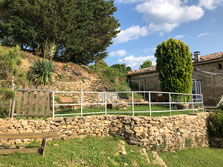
left=89, top=60, right=109, bottom=73
left=89, top=62, right=130, bottom=91
left=0, top=46, right=22, bottom=79
left=208, top=112, right=223, bottom=138
left=0, top=88, right=15, bottom=100
left=0, top=88, right=15, bottom=118
left=126, top=66, right=132, bottom=72
left=155, top=38, right=193, bottom=94
left=27, top=59, right=55, bottom=86
left=140, top=60, right=152, bottom=69
left=0, top=0, right=120, bottom=64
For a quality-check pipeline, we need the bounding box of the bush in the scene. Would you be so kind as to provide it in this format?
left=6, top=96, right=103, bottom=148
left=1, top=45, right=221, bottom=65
left=155, top=38, right=193, bottom=94
left=0, top=88, right=15, bottom=118
left=0, top=46, right=22, bottom=79
left=0, top=88, right=15, bottom=100
left=208, top=112, right=223, bottom=138
left=27, top=59, right=55, bottom=86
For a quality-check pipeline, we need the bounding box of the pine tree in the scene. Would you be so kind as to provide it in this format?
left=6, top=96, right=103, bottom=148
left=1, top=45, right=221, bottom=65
left=0, top=0, right=120, bottom=64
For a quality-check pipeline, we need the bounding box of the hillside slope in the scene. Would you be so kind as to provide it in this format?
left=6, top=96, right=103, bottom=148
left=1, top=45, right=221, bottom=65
left=11, top=47, right=102, bottom=91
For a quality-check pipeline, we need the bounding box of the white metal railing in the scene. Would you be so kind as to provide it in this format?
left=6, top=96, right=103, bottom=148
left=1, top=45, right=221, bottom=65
left=52, top=90, right=204, bottom=118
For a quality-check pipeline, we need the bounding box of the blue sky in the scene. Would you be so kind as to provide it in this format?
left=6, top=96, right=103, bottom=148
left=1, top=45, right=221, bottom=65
left=105, top=0, right=223, bottom=70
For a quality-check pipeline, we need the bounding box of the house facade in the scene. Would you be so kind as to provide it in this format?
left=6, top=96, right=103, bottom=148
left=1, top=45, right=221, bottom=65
left=127, top=52, right=223, bottom=106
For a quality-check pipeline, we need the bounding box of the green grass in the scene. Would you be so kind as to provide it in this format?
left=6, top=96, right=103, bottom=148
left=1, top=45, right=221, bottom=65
left=0, top=137, right=223, bottom=167
left=56, top=104, right=202, bottom=117
left=159, top=147, right=223, bottom=167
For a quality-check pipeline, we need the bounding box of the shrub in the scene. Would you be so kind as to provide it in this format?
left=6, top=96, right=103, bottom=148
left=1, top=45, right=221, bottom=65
left=27, top=59, right=55, bottom=86
left=0, top=88, right=15, bottom=118
left=155, top=38, right=193, bottom=94
left=208, top=112, right=223, bottom=138
left=0, top=46, right=22, bottom=79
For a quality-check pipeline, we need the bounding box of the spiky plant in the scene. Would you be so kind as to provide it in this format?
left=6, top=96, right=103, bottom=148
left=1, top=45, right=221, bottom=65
left=27, top=59, right=55, bottom=86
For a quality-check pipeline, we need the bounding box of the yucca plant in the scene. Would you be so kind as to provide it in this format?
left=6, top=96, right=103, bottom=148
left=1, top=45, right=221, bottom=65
left=27, top=59, right=55, bottom=86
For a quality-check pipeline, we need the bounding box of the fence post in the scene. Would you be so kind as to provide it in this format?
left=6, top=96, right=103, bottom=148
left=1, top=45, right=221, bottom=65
left=149, top=92, right=151, bottom=116
left=105, top=92, right=107, bottom=115
left=192, top=94, right=194, bottom=113
left=81, top=88, right=83, bottom=116
left=132, top=92, right=134, bottom=116
left=169, top=93, right=171, bottom=115
left=9, top=76, right=15, bottom=118
left=52, top=91, right=55, bottom=118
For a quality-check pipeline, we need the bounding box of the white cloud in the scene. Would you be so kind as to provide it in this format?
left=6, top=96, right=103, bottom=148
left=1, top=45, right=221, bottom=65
left=136, top=0, right=204, bottom=24
left=114, top=0, right=205, bottom=44
left=113, top=25, right=148, bottom=44
left=197, top=32, right=209, bottom=38
left=174, top=34, right=184, bottom=39
left=110, top=50, right=127, bottom=57
left=118, top=55, right=156, bottom=69
left=199, top=0, right=223, bottom=10
left=148, top=23, right=179, bottom=32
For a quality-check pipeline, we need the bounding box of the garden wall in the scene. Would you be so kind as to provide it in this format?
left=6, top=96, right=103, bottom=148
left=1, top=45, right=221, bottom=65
left=0, top=112, right=209, bottom=151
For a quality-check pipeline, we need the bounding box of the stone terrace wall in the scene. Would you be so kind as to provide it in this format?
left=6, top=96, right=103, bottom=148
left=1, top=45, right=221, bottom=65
left=0, top=112, right=209, bottom=151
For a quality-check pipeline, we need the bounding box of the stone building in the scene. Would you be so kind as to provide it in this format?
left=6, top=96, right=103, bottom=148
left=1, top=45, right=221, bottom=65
left=127, top=52, right=223, bottom=106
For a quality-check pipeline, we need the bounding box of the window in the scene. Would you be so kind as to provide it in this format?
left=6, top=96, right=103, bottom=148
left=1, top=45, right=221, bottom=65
left=192, top=80, right=202, bottom=102
left=218, top=63, right=222, bottom=70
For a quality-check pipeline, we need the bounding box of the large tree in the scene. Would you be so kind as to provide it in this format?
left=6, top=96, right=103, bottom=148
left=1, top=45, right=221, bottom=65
left=0, top=0, right=120, bottom=64
left=155, top=38, right=193, bottom=94
left=140, top=60, right=152, bottom=69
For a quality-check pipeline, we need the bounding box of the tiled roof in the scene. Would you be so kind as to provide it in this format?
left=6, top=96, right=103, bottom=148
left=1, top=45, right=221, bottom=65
left=196, top=52, right=223, bottom=63
left=128, top=52, right=223, bottom=75
left=127, top=65, right=156, bottom=75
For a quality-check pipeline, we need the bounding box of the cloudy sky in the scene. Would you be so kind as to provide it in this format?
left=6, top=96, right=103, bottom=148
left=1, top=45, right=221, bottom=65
left=105, top=0, right=223, bottom=70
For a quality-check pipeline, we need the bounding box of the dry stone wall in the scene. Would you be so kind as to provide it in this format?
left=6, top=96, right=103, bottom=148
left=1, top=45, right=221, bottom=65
left=0, top=112, right=209, bottom=151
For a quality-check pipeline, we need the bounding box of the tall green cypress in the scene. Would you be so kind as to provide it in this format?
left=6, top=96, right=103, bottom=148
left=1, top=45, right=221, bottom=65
left=155, top=38, right=193, bottom=94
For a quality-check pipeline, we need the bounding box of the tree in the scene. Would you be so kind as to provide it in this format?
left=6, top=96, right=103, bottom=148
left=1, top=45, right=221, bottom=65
left=140, top=60, right=152, bottom=69
left=155, top=38, right=193, bottom=94
left=0, top=0, right=120, bottom=64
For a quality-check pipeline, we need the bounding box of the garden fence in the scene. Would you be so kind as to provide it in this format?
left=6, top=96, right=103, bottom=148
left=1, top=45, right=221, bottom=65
left=52, top=90, right=204, bottom=118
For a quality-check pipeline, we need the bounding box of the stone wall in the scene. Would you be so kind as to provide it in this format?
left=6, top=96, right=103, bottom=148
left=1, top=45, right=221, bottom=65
left=193, top=62, right=223, bottom=105
left=0, top=112, right=209, bottom=151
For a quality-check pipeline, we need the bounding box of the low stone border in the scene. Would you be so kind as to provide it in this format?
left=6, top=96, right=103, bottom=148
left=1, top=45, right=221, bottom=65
left=0, top=112, right=210, bottom=151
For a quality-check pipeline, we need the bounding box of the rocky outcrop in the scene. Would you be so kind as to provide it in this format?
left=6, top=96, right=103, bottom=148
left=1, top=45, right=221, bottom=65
left=0, top=112, right=209, bottom=151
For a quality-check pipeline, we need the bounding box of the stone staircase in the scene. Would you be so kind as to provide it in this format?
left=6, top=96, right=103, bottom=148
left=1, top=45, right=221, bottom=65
left=86, top=77, right=102, bottom=91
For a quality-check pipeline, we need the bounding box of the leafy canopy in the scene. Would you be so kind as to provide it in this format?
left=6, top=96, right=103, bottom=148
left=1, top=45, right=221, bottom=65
left=0, top=0, right=120, bottom=64
left=140, top=60, right=152, bottom=69
left=155, top=38, right=193, bottom=94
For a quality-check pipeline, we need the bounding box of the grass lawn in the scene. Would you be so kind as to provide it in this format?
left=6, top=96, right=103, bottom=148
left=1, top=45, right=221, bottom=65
left=0, top=137, right=222, bottom=167
left=159, top=147, right=223, bottom=167
left=55, top=104, right=203, bottom=117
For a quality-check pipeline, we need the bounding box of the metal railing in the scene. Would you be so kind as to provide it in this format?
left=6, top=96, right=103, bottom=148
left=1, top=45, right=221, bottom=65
left=52, top=90, right=204, bottom=118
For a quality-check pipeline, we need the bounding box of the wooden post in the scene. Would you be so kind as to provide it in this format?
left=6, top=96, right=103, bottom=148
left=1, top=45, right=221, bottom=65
left=9, top=76, right=15, bottom=118
left=40, top=138, right=47, bottom=156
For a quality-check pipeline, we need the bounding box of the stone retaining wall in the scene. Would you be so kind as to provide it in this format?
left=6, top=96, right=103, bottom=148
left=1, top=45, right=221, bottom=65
left=0, top=112, right=209, bottom=151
